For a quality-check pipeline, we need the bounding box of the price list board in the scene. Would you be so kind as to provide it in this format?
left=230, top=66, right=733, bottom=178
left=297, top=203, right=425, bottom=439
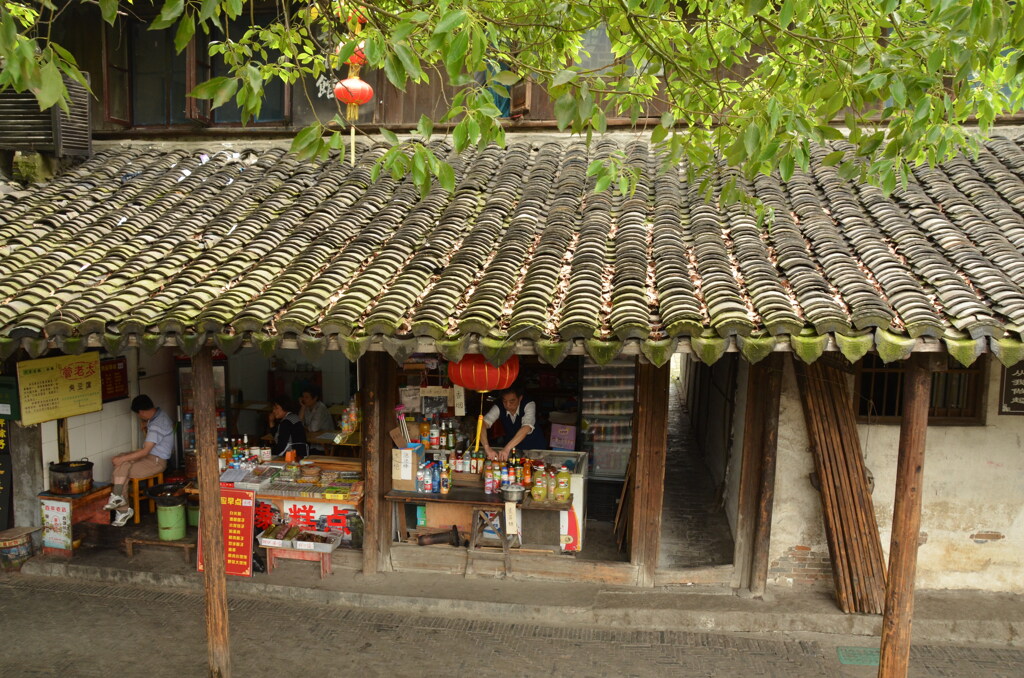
left=198, top=488, right=256, bottom=577
left=16, top=354, right=102, bottom=425
left=999, top=365, right=1024, bottom=415
left=101, top=357, right=129, bottom=403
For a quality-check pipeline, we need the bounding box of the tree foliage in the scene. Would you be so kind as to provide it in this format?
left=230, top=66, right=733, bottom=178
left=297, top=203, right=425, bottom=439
left=4, top=0, right=1024, bottom=201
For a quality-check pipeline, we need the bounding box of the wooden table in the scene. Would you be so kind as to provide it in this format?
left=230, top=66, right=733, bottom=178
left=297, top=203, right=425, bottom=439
left=262, top=545, right=333, bottom=578
left=125, top=537, right=196, bottom=564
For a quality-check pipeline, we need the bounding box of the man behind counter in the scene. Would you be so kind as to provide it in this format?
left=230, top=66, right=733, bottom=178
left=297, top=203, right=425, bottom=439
left=482, top=385, right=548, bottom=461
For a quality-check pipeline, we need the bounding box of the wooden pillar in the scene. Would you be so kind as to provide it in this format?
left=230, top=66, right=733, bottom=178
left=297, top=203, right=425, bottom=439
left=628, top=359, right=670, bottom=587
left=878, top=353, right=941, bottom=678
left=749, top=353, right=784, bottom=597
left=360, top=351, right=397, bottom=575
left=731, top=361, right=765, bottom=590
left=194, top=347, right=231, bottom=678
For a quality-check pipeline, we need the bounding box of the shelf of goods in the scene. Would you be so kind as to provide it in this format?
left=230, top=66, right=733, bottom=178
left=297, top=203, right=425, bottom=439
left=581, top=360, right=635, bottom=481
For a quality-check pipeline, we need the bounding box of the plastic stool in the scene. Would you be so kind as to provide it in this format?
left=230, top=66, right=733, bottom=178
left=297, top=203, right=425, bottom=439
left=129, top=472, right=164, bottom=525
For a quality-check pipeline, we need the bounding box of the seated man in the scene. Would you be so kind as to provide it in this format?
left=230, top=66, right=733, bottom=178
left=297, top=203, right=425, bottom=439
left=103, top=394, right=174, bottom=527
left=299, top=386, right=333, bottom=453
left=268, top=396, right=308, bottom=459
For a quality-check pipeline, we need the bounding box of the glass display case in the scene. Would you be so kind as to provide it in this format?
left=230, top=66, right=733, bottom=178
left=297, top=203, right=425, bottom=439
left=580, top=359, right=635, bottom=480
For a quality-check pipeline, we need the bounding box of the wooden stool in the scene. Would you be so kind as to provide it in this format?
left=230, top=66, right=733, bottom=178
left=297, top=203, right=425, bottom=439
left=129, top=472, right=164, bottom=525
left=466, top=505, right=513, bottom=578
left=125, top=537, right=195, bottom=564
left=263, top=546, right=332, bottom=579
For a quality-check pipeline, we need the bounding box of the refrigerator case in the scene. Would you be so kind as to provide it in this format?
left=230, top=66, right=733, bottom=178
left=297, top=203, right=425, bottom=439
left=177, top=362, right=229, bottom=454
left=580, top=360, right=635, bottom=480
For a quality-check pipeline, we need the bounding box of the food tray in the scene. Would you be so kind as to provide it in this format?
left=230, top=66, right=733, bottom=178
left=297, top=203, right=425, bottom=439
left=292, top=530, right=341, bottom=553
left=256, top=528, right=293, bottom=549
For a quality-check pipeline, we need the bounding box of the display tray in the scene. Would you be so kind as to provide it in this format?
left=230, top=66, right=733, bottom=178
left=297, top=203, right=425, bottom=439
left=292, top=530, right=342, bottom=553
left=256, top=528, right=293, bottom=549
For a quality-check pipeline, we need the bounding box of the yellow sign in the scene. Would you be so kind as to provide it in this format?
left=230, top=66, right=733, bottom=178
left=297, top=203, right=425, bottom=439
left=17, top=353, right=103, bottom=425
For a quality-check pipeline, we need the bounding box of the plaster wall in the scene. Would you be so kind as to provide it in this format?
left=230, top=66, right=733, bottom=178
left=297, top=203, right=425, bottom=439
left=768, top=357, right=1024, bottom=593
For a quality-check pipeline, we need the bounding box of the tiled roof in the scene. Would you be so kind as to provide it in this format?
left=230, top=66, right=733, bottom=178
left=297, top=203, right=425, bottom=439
left=1, top=136, right=1024, bottom=367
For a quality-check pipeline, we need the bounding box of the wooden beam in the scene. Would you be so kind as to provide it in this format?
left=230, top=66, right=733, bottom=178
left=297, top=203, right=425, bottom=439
left=731, top=361, right=767, bottom=590
left=879, top=353, right=942, bottom=678
left=628, top=359, right=670, bottom=587
left=749, top=353, right=784, bottom=597
left=360, top=352, right=397, bottom=575
left=194, top=347, right=231, bottom=677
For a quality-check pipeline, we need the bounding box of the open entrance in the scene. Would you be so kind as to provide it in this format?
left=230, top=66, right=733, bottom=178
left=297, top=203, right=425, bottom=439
left=658, top=354, right=736, bottom=571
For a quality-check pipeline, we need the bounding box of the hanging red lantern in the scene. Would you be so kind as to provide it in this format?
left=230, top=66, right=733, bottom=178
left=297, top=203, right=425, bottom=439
left=449, top=354, right=519, bottom=393
left=334, top=77, right=374, bottom=120
left=448, top=354, right=520, bottom=452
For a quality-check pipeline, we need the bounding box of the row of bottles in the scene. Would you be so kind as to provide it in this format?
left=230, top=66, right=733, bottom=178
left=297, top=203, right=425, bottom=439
left=530, top=462, right=572, bottom=503
left=409, top=414, right=463, bottom=451
left=338, top=396, right=361, bottom=435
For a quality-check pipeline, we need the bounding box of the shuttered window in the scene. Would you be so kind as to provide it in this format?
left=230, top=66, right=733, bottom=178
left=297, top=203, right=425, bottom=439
left=855, top=354, right=987, bottom=425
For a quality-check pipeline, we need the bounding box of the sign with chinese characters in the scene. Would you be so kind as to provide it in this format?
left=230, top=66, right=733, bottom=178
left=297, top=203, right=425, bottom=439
left=40, top=497, right=73, bottom=550
left=0, top=419, right=10, bottom=529
left=999, top=366, right=1024, bottom=415
left=16, top=354, right=102, bottom=426
left=198, top=488, right=256, bottom=577
left=101, top=357, right=129, bottom=403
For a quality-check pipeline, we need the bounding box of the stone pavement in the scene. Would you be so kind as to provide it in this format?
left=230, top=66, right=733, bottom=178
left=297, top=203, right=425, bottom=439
left=2, top=573, right=1022, bottom=678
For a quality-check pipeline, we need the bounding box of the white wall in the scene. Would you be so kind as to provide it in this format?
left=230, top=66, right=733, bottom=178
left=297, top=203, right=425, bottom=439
left=768, top=357, right=1024, bottom=593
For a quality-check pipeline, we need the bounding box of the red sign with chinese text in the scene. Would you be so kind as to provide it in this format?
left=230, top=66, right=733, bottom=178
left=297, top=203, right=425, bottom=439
left=197, top=488, right=256, bottom=577
left=101, top=357, right=129, bottom=403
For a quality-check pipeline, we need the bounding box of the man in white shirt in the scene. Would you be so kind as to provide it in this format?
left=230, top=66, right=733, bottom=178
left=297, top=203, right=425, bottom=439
left=482, top=385, right=548, bottom=461
left=299, top=387, right=333, bottom=453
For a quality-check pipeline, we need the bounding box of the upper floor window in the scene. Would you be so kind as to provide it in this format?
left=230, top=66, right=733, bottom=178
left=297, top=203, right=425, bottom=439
left=855, top=353, right=987, bottom=425
left=102, top=15, right=288, bottom=128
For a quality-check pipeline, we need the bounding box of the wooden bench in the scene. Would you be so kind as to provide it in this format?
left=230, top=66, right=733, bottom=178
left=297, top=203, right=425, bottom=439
left=124, top=537, right=195, bottom=564
left=263, top=546, right=332, bottom=579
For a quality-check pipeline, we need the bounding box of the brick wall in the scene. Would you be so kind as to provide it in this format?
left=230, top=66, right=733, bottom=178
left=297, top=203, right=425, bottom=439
left=768, top=545, right=833, bottom=587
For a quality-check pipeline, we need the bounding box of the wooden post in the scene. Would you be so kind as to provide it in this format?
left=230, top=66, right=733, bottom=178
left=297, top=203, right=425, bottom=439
left=628, top=359, right=670, bottom=587
left=194, top=347, right=231, bottom=678
left=878, top=353, right=940, bottom=678
left=360, top=351, right=397, bottom=575
left=731, top=361, right=766, bottom=590
left=749, top=353, right=784, bottom=597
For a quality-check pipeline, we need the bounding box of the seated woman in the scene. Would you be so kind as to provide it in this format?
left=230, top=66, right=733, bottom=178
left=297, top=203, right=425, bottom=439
left=267, top=396, right=308, bottom=459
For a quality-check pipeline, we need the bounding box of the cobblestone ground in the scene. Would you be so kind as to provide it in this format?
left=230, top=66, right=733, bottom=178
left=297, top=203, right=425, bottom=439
left=3, top=575, right=1021, bottom=678
left=659, top=378, right=735, bottom=569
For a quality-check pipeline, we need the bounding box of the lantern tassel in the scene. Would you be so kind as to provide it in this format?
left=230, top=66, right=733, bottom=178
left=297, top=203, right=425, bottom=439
left=474, top=392, right=485, bottom=453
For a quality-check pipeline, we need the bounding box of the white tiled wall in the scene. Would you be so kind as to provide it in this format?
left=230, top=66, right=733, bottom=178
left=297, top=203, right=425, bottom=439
left=66, top=397, right=135, bottom=483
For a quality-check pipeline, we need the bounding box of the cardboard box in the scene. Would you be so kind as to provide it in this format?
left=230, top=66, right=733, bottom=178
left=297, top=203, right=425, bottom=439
left=549, top=424, right=577, bottom=451
left=391, top=443, right=425, bottom=491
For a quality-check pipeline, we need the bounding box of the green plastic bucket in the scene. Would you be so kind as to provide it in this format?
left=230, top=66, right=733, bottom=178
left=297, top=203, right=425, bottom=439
left=157, top=502, right=186, bottom=541
left=187, top=502, right=200, bottom=527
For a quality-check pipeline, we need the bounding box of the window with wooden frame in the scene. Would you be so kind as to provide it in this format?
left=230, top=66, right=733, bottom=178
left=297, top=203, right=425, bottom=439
left=101, top=15, right=288, bottom=128
left=855, top=353, right=988, bottom=425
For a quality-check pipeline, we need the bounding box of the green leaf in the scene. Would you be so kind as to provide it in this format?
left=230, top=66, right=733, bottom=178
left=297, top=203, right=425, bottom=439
left=383, top=54, right=407, bottom=91
left=417, top=114, right=433, bottom=139
left=927, top=49, right=944, bottom=74
left=434, top=9, right=468, bottom=34
left=595, top=173, right=612, bottom=193
left=452, top=120, right=468, bottom=151
left=189, top=76, right=238, bottom=108
left=552, top=69, right=577, bottom=86
left=290, top=123, right=323, bottom=158
left=437, top=162, right=456, bottom=192
left=150, top=0, right=184, bottom=30
left=890, top=76, right=906, bottom=108
left=822, top=150, right=845, bottom=166
left=174, top=13, right=195, bottom=54
left=743, top=123, right=761, bottom=157
left=744, top=0, right=769, bottom=15
left=445, top=30, right=470, bottom=77
left=394, top=43, right=422, bottom=80
left=554, top=92, right=575, bottom=130
left=779, top=154, right=794, bottom=182
left=779, top=0, right=796, bottom=27
left=493, top=70, right=519, bottom=86
left=99, top=0, right=119, bottom=24
left=380, top=128, right=399, bottom=145
left=35, top=60, right=65, bottom=111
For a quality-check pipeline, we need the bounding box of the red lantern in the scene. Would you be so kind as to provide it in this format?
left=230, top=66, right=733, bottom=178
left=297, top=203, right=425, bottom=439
left=448, top=355, right=520, bottom=452
left=449, top=354, right=519, bottom=393
left=334, top=77, right=374, bottom=121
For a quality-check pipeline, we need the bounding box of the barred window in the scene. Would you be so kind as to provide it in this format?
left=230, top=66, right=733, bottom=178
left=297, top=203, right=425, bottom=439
left=855, top=354, right=987, bottom=425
